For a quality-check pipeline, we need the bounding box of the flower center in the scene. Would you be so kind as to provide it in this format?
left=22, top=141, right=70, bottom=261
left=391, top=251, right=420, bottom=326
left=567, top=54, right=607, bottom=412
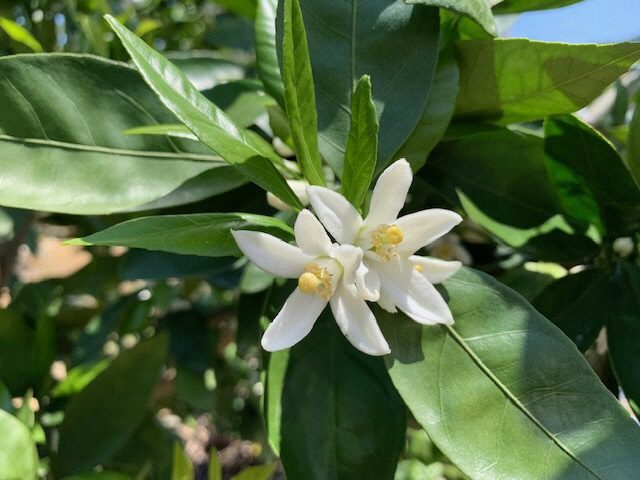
left=298, top=263, right=333, bottom=300
left=371, top=224, right=404, bottom=261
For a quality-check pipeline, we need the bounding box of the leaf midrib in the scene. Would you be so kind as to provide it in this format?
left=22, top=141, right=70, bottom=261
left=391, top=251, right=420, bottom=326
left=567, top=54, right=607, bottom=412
left=443, top=276, right=603, bottom=479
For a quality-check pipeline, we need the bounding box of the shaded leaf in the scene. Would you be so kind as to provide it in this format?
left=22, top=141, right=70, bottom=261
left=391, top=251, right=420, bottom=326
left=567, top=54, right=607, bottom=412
left=255, top=0, right=285, bottom=107
left=407, top=0, right=496, bottom=36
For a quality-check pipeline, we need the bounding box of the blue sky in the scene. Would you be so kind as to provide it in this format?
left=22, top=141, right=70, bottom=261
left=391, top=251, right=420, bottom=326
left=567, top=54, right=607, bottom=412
left=507, top=0, right=640, bottom=43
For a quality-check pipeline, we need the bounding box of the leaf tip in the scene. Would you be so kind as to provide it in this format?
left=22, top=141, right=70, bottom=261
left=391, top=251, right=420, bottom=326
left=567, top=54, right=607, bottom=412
left=63, top=238, right=92, bottom=247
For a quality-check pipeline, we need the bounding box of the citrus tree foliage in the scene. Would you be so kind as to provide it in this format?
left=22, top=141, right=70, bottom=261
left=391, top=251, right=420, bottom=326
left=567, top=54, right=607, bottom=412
left=0, top=0, right=639, bottom=479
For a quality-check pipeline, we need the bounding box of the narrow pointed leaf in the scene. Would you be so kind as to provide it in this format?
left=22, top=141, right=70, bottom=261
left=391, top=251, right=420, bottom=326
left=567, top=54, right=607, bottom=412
left=628, top=103, right=640, bottom=185
left=381, top=268, right=640, bottom=479
left=0, top=54, right=245, bottom=214
left=341, top=75, right=378, bottom=208
left=0, top=17, right=43, bottom=52
left=69, top=213, right=293, bottom=257
left=493, top=0, right=585, bottom=14
left=455, top=39, right=640, bottom=124
left=407, top=0, right=496, bottom=36
left=124, top=124, right=197, bottom=140
left=255, top=0, right=285, bottom=107
left=105, top=15, right=303, bottom=210
left=282, top=0, right=324, bottom=185
left=171, top=443, right=194, bottom=480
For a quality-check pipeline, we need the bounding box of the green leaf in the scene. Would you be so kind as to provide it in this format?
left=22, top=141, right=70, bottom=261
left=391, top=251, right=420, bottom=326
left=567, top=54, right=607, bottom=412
left=282, top=0, right=324, bottom=185
left=0, top=409, right=38, bottom=480
left=231, top=464, right=277, bottom=480
left=53, top=335, right=168, bottom=476
left=171, top=443, right=194, bottom=480
left=208, top=447, right=222, bottom=480
left=69, top=213, right=293, bottom=257
left=544, top=114, right=640, bottom=237
left=395, top=52, right=459, bottom=171
left=204, top=79, right=275, bottom=128
left=255, top=0, right=285, bottom=107
left=455, top=39, right=640, bottom=124
left=0, top=54, right=245, bottom=214
left=0, top=17, right=43, bottom=52
left=533, top=269, right=609, bottom=351
left=62, top=472, right=132, bottom=480
left=267, top=312, right=406, bottom=480
left=627, top=102, right=640, bottom=185
left=166, top=51, right=245, bottom=91
left=0, top=309, right=35, bottom=395
left=381, top=267, right=640, bottom=480
left=407, top=0, right=496, bottom=36
left=493, top=0, right=585, bottom=14
left=608, top=262, right=640, bottom=416
left=105, top=15, right=303, bottom=210
left=292, top=1, right=440, bottom=173
left=341, top=75, right=379, bottom=208
left=124, top=124, right=196, bottom=140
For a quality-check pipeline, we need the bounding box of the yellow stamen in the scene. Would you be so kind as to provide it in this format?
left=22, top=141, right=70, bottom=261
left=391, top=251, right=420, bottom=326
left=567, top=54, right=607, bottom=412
left=414, top=264, right=423, bottom=272
left=371, top=224, right=404, bottom=261
left=297, top=263, right=333, bottom=300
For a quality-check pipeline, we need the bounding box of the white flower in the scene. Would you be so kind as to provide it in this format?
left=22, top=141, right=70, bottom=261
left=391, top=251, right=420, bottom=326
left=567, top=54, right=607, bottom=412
left=307, top=159, right=463, bottom=325
left=266, top=179, right=309, bottom=211
left=232, top=209, right=390, bottom=355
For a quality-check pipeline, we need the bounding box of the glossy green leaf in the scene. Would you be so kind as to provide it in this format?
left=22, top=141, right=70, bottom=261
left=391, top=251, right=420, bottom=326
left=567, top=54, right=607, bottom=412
left=209, top=447, right=222, bottom=480
left=493, top=0, right=585, bottom=14
left=204, top=79, right=275, bottom=128
left=407, top=0, right=495, bottom=36
left=255, top=0, right=285, bottom=107
left=381, top=267, right=640, bottom=479
left=608, top=262, right=640, bottom=416
left=69, top=213, right=293, bottom=257
left=627, top=102, right=640, bottom=185
left=294, top=1, right=440, bottom=173
left=341, top=75, right=378, bottom=208
left=0, top=17, right=43, bottom=52
left=231, top=464, right=277, bottom=480
left=0, top=409, right=38, bottom=480
left=166, top=51, right=245, bottom=90
left=395, top=52, right=459, bottom=171
left=282, top=0, right=324, bottom=185
left=171, top=443, right=194, bottom=480
left=106, top=15, right=303, bottom=210
left=0, top=54, right=246, bottom=214
left=455, top=39, right=640, bottom=124
left=268, top=312, right=406, bottom=480
left=53, top=335, right=168, bottom=476
left=544, top=114, right=640, bottom=236
left=533, top=269, right=609, bottom=351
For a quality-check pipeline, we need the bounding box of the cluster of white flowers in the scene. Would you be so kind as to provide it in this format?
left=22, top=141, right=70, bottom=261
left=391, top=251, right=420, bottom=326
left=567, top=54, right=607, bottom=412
left=231, top=159, right=463, bottom=356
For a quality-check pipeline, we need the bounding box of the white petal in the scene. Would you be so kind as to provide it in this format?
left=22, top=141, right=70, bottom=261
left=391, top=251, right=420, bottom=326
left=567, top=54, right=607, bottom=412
left=409, top=255, right=462, bottom=284
left=365, top=159, right=413, bottom=227
left=378, top=258, right=453, bottom=325
left=377, top=287, right=397, bottom=313
left=232, top=230, right=313, bottom=278
left=306, top=186, right=363, bottom=244
left=294, top=209, right=332, bottom=256
left=330, top=284, right=390, bottom=356
left=329, top=244, right=363, bottom=285
left=355, top=262, right=380, bottom=301
left=395, top=209, right=463, bottom=255
left=261, top=288, right=327, bottom=351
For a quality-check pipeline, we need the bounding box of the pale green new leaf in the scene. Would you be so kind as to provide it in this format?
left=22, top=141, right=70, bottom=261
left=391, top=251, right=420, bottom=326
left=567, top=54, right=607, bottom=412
left=69, top=213, right=294, bottom=257
left=341, top=75, right=378, bottom=208
left=105, top=15, right=303, bottom=210
left=0, top=17, right=43, bottom=52
left=407, top=0, right=496, bottom=36
left=493, top=0, right=585, bottom=14
left=231, top=464, right=277, bottom=480
left=455, top=39, right=640, bottom=124
left=0, top=409, right=38, bottom=480
left=381, top=267, right=640, bottom=479
left=124, top=124, right=196, bottom=140
left=282, top=0, right=325, bottom=185
left=209, top=447, right=222, bottom=480
left=171, top=443, right=194, bottom=480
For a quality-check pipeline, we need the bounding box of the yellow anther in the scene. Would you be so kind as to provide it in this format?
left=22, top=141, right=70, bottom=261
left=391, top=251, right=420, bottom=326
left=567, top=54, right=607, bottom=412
left=385, top=225, right=404, bottom=245
left=414, top=264, right=423, bottom=272
left=298, top=272, right=321, bottom=293
left=371, top=224, right=404, bottom=261
left=297, top=263, right=333, bottom=299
